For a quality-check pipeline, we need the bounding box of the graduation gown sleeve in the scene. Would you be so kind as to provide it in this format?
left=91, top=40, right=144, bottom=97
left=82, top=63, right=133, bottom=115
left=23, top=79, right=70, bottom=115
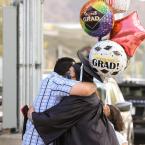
left=32, top=94, right=99, bottom=145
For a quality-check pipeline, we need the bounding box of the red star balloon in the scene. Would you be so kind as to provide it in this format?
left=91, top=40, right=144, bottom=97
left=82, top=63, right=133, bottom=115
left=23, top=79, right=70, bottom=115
left=111, top=12, right=145, bottom=57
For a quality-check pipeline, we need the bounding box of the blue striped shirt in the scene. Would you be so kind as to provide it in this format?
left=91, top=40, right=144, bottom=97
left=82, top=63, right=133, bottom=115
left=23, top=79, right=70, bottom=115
left=22, top=72, right=78, bottom=145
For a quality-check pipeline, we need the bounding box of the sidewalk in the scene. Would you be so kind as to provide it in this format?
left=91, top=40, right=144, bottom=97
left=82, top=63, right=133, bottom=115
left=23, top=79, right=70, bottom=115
left=0, top=133, right=21, bottom=145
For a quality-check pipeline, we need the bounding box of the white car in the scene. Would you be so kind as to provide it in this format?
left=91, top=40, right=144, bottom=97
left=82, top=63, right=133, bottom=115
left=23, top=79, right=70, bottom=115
left=95, top=78, right=134, bottom=145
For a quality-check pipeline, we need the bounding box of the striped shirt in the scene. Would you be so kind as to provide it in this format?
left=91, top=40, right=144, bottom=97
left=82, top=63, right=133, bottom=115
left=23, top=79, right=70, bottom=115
left=22, top=72, right=78, bottom=145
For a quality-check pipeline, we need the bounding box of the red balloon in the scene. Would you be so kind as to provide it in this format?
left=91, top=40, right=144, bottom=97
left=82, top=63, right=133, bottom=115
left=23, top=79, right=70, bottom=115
left=111, top=12, right=145, bottom=57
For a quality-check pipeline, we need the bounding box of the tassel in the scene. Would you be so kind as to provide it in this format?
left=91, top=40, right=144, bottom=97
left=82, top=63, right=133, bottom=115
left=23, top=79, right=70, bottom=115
left=80, top=64, right=84, bottom=81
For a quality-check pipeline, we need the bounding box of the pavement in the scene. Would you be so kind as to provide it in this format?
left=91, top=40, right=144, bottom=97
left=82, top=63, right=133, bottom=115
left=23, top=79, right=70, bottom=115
left=0, top=132, right=145, bottom=145
left=0, top=97, right=21, bottom=145
left=0, top=133, right=22, bottom=145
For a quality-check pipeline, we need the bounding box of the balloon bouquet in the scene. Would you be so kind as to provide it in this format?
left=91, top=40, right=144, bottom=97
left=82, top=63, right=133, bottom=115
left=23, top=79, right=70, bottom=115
left=79, top=0, right=145, bottom=81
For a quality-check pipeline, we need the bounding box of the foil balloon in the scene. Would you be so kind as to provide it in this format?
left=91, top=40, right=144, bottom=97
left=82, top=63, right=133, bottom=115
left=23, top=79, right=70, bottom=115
left=90, top=0, right=131, bottom=13
left=89, top=40, right=127, bottom=78
left=80, top=1, right=114, bottom=38
left=105, top=0, right=131, bottom=13
left=111, top=12, right=145, bottom=57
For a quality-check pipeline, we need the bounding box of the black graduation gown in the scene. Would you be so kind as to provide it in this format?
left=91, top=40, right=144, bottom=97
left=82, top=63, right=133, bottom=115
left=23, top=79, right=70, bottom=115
left=32, top=94, right=119, bottom=145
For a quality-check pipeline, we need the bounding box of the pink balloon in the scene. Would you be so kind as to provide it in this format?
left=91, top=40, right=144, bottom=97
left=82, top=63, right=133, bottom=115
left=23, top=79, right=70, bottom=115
left=111, top=12, right=145, bottom=57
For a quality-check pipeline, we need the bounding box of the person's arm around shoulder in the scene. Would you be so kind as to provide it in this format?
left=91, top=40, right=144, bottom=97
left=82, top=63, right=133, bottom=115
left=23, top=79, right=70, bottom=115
left=51, top=73, right=98, bottom=97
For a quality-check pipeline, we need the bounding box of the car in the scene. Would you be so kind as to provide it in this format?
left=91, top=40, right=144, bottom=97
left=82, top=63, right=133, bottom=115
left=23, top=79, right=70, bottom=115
left=119, top=79, right=145, bottom=145
left=95, top=78, right=134, bottom=145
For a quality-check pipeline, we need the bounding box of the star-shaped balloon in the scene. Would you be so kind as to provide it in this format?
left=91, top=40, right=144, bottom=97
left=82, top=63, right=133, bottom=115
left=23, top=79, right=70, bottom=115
left=111, top=12, right=145, bottom=57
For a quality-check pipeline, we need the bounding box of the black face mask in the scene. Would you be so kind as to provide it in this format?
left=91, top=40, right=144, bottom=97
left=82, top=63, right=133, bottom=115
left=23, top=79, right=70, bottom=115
left=64, top=73, right=72, bottom=79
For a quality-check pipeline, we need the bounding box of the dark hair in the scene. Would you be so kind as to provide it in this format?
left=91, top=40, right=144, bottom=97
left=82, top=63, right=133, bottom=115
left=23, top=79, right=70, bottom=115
left=54, top=57, right=75, bottom=76
left=108, top=105, right=124, bottom=132
left=72, top=63, right=93, bottom=82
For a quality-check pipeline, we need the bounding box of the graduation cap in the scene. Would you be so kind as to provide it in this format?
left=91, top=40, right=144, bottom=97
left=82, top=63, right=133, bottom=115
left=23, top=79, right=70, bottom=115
left=77, top=48, right=103, bottom=82
left=111, top=11, right=145, bottom=57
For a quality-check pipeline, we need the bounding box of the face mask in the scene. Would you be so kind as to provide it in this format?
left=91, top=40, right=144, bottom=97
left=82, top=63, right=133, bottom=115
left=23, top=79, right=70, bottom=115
left=64, top=73, right=72, bottom=79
